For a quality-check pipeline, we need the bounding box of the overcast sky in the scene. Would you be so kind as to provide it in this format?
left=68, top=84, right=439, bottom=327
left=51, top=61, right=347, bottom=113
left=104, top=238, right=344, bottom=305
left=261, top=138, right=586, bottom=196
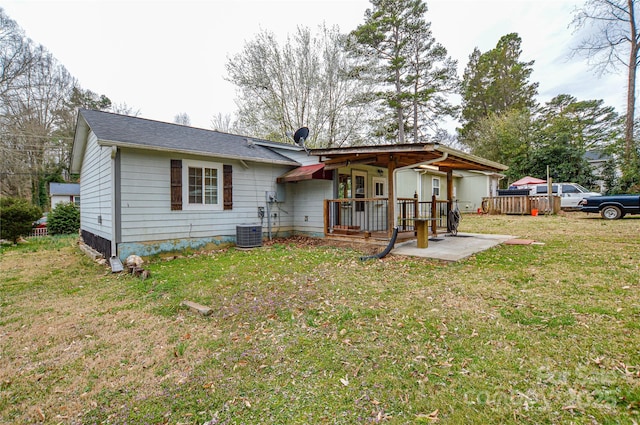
left=2, top=0, right=627, bottom=133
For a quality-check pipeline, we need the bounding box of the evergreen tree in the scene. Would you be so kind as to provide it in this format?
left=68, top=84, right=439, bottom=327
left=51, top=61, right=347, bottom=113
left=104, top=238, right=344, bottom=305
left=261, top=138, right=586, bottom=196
left=459, top=33, right=538, bottom=145
left=350, top=0, right=457, bottom=143
left=536, top=94, right=621, bottom=152
left=530, top=95, right=622, bottom=187
left=0, top=197, right=41, bottom=243
left=470, top=109, right=534, bottom=183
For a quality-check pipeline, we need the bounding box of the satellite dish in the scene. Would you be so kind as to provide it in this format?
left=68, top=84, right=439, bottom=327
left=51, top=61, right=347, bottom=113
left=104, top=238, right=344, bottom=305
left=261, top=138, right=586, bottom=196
left=293, top=127, right=309, bottom=146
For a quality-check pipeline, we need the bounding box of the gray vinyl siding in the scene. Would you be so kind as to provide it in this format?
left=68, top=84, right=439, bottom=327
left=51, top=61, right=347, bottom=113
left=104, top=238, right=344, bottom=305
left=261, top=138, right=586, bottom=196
left=118, top=149, right=295, bottom=243
left=270, top=148, right=317, bottom=166
left=290, top=180, right=333, bottom=235
left=455, top=171, right=495, bottom=212
left=79, top=132, right=113, bottom=240
left=396, top=170, right=418, bottom=198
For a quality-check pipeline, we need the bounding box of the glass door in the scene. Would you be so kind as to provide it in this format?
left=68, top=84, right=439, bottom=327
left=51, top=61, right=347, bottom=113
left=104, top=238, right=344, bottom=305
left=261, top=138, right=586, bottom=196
left=352, top=170, right=367, bottom=228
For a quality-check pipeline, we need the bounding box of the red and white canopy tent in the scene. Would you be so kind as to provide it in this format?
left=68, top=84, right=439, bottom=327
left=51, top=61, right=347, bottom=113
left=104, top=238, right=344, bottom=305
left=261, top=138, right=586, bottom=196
left=511, top=176, right=546, bottom=186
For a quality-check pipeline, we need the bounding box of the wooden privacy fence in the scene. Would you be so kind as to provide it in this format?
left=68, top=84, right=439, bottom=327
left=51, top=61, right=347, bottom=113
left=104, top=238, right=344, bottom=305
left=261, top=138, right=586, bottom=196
left=481, top=195, right=561, bottom=215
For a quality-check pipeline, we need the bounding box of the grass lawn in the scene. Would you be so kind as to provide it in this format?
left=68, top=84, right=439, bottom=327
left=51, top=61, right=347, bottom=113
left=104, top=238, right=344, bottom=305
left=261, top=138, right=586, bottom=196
left=0, top=213, right=638, bottom=424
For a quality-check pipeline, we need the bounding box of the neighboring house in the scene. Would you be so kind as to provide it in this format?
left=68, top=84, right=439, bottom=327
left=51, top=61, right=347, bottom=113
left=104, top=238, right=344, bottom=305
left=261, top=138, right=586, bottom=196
left=49, top=182, right=80, bottom=210
left=585, top=150, right=614, bottom=192
left=71, top=109, right=508, bottom=261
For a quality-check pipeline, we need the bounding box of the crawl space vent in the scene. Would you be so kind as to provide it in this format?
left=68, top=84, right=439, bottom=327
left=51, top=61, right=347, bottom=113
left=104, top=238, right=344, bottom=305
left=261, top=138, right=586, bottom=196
left=236, top=224, right=262, bottom=248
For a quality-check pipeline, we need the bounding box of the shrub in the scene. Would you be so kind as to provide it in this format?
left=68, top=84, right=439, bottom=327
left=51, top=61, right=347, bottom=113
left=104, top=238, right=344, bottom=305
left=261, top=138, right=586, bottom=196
left=48, top=202, right=80, bottom=235
left=0, top=197, right=42, bottom=243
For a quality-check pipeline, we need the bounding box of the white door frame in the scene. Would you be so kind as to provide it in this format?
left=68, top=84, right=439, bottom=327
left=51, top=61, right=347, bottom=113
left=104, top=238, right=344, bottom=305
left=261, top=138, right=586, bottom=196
left=352, top=169, right=367, bottom=228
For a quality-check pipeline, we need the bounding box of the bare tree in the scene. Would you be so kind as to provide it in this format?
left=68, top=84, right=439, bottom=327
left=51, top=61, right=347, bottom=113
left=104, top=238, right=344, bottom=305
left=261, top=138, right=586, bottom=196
left=210, top=112, right=235, bottom=133
left=572, top=0, right=640, bottom=173
left=112, top=102, right=141, bottom=116
left=226, top=24, right=372, bottom=147
left=174, top=112, right=191, bottom=126
left=1, top=8, right=140, bottom=199
left=1, top=39, right=74, bottom=201
left=0, top=8, right=33, bottom=98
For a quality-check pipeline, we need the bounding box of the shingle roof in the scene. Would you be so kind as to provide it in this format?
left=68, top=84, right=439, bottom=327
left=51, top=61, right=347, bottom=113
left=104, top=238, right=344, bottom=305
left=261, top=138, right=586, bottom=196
left=49, top=182, right=80, bottom=196
left=77, top=109, right=299, bottom=166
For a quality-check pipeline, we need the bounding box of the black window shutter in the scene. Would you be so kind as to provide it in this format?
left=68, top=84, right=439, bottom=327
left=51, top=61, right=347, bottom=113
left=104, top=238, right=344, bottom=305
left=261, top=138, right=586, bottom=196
left=223, top=164, right=233, bottom=210
left=171, top=160, right=182, bottom=210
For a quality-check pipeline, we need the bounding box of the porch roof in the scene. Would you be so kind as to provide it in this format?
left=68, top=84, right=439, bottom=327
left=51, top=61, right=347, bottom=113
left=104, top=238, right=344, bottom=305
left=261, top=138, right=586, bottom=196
left=310, top=143, right=508, bottom=173
left=276, top=163, right=332, bottom=183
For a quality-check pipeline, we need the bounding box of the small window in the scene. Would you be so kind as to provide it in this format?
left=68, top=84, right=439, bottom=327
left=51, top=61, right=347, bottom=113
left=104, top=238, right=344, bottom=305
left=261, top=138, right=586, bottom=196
left=372, top=177, right=386, bottom=197
left=432, top=178, right=440, bottom=197
left=73, top=196, right=80, bottom=206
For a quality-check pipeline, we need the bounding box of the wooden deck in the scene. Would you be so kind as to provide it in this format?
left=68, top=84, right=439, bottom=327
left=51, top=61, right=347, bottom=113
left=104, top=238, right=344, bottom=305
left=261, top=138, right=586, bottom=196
left=324, top=227, right=446, bottom=247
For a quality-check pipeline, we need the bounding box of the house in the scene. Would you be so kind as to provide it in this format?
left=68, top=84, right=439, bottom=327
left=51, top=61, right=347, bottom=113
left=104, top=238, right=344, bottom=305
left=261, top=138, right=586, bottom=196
left=70, top=109, right=323, bottom=260
left=395, top=168, right=504, bottom=213
left=585, top=150, right=614, bottom=192
left=71, top=109, right=508, bottom=261
left=49, top=182, right=80, bottom=210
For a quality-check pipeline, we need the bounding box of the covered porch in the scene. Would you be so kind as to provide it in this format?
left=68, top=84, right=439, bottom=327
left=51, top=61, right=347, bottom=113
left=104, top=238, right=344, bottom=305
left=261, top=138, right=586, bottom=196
left=322, top=196, right=450, bottom=243
left=309, top=143, right=509, bottom=243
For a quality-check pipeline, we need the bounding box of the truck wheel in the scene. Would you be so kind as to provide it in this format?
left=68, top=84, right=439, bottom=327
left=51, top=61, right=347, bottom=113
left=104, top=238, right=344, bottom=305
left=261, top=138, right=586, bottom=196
left=601, top=205, right=622, bottom=220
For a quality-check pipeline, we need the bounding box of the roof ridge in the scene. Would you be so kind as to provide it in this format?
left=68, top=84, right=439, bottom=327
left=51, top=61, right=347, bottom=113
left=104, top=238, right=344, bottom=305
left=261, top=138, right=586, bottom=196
left=77, top=109, right=300, bottom=166
left=78, top=109, right=299, bottom=147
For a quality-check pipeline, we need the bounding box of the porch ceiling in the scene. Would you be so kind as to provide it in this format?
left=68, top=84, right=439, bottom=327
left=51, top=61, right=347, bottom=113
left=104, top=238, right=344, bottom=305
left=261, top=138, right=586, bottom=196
left=311, top=143, right=508, bottom=173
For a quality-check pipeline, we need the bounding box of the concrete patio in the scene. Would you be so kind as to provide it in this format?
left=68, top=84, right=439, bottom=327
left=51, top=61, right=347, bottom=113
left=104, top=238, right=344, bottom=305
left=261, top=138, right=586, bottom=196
left=390, top=232, right=517, bottom=262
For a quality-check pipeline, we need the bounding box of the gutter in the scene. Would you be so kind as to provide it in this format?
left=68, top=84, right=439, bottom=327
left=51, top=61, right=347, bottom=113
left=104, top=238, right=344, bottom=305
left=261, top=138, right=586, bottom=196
left=392, top=151, right=449, bottom=225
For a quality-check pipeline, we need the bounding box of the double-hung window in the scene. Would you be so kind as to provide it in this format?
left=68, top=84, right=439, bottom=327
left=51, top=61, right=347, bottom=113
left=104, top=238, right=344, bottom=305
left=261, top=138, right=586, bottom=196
left=184, top=160, right=223, bottom=210
left=432, top=177, right=440, bottom=197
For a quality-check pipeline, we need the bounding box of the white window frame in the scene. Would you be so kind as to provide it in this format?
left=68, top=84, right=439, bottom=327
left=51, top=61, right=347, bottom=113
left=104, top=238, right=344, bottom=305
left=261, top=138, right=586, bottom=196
left=432, top=177, right=440, bottom=197
left=183, top=159, right=223, bottom=211
left=372, top=177, right=386, bottom=198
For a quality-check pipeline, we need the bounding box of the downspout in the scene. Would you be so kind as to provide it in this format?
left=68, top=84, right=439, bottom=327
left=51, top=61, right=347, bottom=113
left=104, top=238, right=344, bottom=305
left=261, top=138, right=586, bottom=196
left=109, top=146, right=123, bottom=272
left=392, top=151, right=449, bottom=227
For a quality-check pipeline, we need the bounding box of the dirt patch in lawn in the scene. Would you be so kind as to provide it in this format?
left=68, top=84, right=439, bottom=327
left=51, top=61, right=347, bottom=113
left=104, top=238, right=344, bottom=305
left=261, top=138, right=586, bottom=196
left=0, top=243, right=211, bottom=423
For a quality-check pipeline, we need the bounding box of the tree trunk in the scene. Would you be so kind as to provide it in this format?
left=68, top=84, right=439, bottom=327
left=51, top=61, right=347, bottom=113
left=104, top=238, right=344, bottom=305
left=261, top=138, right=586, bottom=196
left=396, top=68, right=405, bottom=144
left=625, top=0, right=638, bottom=163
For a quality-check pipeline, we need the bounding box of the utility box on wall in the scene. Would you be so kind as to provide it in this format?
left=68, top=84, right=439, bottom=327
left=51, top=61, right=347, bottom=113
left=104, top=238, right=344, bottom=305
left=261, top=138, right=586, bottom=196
left=276, top=183, right=285, bottom=203
left=266, top=184, right=286, bottom=203
left=236, top=224, right=262, bottom=248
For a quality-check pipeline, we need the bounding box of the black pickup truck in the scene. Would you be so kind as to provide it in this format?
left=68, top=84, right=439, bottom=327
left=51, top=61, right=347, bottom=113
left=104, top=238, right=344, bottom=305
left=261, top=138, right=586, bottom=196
left=578, top=194, right=640, bottom=219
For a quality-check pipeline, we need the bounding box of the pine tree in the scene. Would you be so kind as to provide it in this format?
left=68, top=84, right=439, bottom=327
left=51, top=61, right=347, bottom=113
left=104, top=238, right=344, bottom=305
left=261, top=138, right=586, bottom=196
left=350, top=0, right=457, bottom=143
left=459, top=33, right=538, bottom=145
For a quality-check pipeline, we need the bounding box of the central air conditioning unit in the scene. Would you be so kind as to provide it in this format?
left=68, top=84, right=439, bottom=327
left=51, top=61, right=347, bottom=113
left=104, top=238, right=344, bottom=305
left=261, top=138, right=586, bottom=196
left=236, top=224, right=262, bottom=248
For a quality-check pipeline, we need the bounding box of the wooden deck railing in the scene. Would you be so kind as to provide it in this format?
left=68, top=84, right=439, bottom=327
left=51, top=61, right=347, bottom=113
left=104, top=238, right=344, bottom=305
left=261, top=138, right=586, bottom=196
left=323, top=197, right=449, bottom=236
left=481, top=195, right=561, bottom=215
